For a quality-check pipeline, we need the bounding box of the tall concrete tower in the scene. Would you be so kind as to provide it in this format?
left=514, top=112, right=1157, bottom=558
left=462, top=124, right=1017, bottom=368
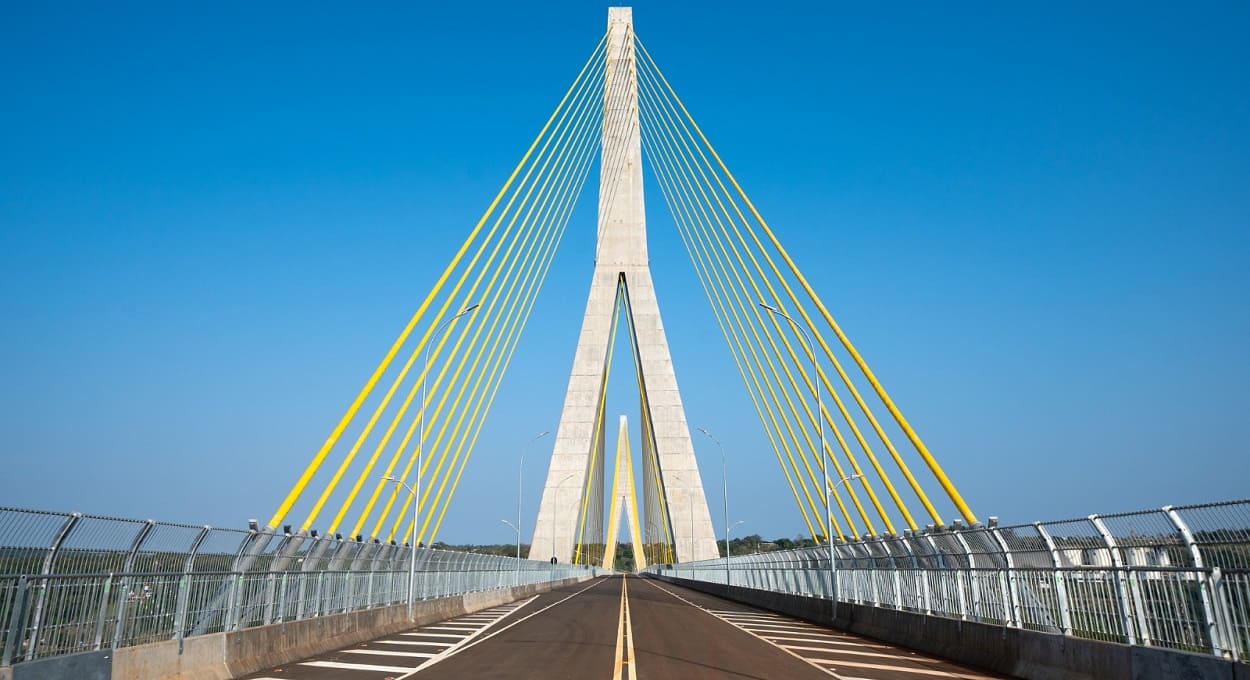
left=530, top=7, right=719, bottom=565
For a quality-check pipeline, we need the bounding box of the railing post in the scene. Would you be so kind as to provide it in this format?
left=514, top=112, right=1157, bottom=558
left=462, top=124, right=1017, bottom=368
left=2, top=576, right=30, bottom=666
left=1207, top=567, right=1241, bottom=662
left=1035, top=523, right=1073, bottom=636
left=26, top=513, right=79, bottom=661
left=868, top=542, right=882, bottom=607
left=93, top=574, right=114, bottom=650
left=990, top=527, right=1023, bottom=628
left=174, top=526, right=209, bottom=648
left=224, top=573, right=242, bottom=632
left=1164, top=506, right=1228, bottom=658
left=951, top=531, right=976, bottom=621
left=112, top=520, right=156, bottom=650
left=1089, top=515, right=1143, bottom=645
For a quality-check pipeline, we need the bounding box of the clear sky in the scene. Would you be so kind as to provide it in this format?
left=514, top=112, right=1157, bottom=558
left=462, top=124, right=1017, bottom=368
left=3, top=2, right=1248, bottom=544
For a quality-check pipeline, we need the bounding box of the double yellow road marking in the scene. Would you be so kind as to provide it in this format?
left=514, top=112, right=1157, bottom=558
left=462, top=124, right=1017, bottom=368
left=612, top=577, right=638, bottom=680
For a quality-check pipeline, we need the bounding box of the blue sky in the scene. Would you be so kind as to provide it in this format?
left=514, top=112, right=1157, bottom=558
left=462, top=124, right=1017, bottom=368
left=2, top=2, right=1247, bottom=544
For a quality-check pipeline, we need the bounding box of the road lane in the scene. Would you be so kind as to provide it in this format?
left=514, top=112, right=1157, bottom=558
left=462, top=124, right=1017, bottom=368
left=410, top=576, right=619, bottom=679
left=238, top=575, right=1013, bottom=679
left=641, top=578, right=1010, bottom=680
left=627, top=575, right=833, bottom=679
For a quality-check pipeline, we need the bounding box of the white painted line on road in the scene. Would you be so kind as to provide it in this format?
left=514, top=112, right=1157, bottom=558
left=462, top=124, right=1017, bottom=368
left=300, top=660, right=419, bottom=672
left=762, top=635, right=895, bottom=650
left=374, top=639, right=453, bottom=647
left=735, top=623, right=830, bottom=633
left=400, top=632, right=466, bottom=639
left=781, top=645, right=919, bottom=660
left=641, top=579, right=843, bottom=678
left=398, top=577, right=608, bottom=678
left=343, top=649, right=438, bottom=658
left=812, top=658, right=994, bottom=678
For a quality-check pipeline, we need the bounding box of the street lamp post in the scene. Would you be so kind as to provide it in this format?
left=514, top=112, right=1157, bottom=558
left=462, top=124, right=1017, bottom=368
left=726, top=520, right=745, bottom=586
left=828, top=473, right=863, bottom=610
left=382, top=475, right=419, bottom=620
left=386, top=302, right=479, bottom=622
left=500, top=519, right=520, bottom=586
left=418, top=302, right=481, bottom=565
left=760, top=303, right=832, bottom=601
left=696, top=427, right=730, bottom=587
left=517, top=431, right=550, bottom=563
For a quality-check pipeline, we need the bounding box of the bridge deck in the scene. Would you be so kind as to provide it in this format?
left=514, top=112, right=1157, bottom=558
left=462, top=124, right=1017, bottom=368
left=241, top=576, right=1008, bottom=679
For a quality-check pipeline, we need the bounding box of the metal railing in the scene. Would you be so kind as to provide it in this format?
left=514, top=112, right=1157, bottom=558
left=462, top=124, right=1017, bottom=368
left=0, top=506, right=598, bottom=666
left=647, top=499, right=1250, bottom=662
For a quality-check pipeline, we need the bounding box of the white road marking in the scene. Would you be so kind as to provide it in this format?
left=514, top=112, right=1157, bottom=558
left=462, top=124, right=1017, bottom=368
left=782, top=645, right=921, bottom=660
left=641, top=579, right=841, bottom=678
left=812, top=658, right=1000, bottom=678
left=400, top=632, right=466, bottom=639
left=399, top=577, right=605, bottom=678
left=375, top=639, right=453, bottom=647
left=760, top=635, right=895, bottom=650
left=300, top=660, right=418, bottom=672
left=343, top=649, right=438, bottom=658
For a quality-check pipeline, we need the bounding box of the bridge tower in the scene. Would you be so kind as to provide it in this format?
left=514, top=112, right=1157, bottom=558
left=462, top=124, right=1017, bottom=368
left=530, top=7, right=719, bottom=564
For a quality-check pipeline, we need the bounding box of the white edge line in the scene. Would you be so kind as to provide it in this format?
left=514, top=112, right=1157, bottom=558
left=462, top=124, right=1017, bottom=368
left=640, top=578, right=846, bottom=679
left=396, top=578, right=604, bottom=678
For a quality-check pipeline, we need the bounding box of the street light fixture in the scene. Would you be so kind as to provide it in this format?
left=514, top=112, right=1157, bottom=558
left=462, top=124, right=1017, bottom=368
left=727, top=520, right=745, bottom=586
left=500, top=519, right=521, bottom=586
left=759, top=302, right=833, bottom=602
left=696, top=427, right=730, bottom=588
left=382, top=475, right=418, bottom=620
left=415, top=301, right=481, bottom=573
left=827, top=473, right=863, bottom=610
left=517, top=431, right=550, bottom=563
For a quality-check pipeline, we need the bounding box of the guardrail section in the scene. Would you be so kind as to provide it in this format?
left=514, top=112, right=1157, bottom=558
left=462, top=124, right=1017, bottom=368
left=0, top=507, right=596, bottom=666
left=648, top=499, right=1250, bottom=662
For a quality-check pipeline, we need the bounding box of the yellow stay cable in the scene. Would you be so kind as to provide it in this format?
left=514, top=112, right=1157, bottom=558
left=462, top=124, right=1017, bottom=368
left=404, top=46, right=637, bottom=543
left=639, top=39, right=974, bottom=526
left=638, top=57, right=904, bottom=531
left=569, top=281, right=619, bottom=563
left=619, top=276, right=681, bottom=555
left=637, top=42, right=966, bottom=527
left=266, top=34, right=607, bottom=531
left=410, top=114, right=600, bottom=544
left=643, top=122, right=838, bottom=538
left=643, top=129, right=822, bottom=540
left=410, top=71, right=605, bottom=525
left=293, top=37, right=607, bottom=533
left=639, top=71, right=889, bottom=537
left=371, top=66, right=610, bottom=542
left=329, top=56, right=608, bottom=536
left=640, top=90, right=859, bottom=539
left=423, top=142, right=597, bottom=543
left=416, top=67, right=638, bottom=544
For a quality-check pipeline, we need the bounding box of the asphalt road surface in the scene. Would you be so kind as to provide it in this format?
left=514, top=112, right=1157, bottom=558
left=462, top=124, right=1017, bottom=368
left=242, top=575, right=1010, bottom=679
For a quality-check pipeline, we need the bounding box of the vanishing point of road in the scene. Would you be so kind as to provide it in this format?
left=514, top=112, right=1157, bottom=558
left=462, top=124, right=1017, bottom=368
left=241, top=576, right=1006, bottom=680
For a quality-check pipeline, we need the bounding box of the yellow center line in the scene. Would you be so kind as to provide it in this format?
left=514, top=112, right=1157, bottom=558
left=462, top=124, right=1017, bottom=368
left=612, top=577, right=638, bottom=680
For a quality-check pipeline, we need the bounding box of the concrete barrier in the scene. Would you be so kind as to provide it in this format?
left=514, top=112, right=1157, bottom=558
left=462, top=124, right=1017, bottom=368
left=12, top=575, right=592, bottom=680
left=652, top=575, right=1247, bottom=680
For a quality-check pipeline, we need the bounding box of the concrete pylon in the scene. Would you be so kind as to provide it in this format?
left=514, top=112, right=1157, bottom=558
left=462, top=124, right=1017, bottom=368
left=530, top=6, right=719, bottom=565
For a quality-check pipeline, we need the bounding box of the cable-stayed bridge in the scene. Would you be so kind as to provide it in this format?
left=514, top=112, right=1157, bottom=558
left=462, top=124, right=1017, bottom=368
left=2, top=8, right=1246, bottom=680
